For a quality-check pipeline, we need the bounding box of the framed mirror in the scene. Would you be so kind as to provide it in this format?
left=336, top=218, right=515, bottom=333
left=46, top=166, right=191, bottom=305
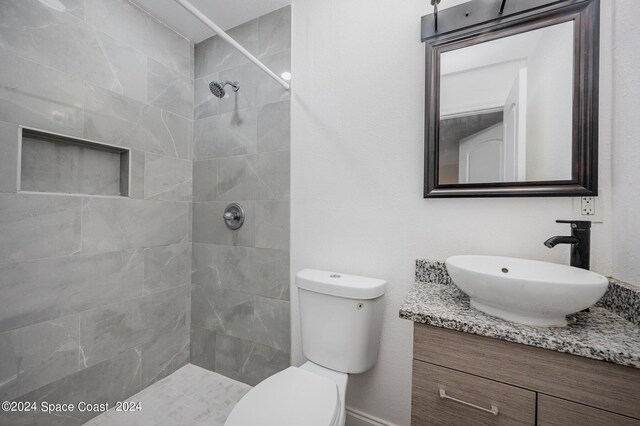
left=423, top=0, right=599, bottom=198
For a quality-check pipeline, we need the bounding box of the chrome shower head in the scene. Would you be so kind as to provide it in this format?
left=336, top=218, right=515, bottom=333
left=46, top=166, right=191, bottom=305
left=209, top=80, right=240, bottom=98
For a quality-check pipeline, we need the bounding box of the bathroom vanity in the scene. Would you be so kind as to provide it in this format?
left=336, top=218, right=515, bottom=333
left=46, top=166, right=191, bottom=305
left=401, top=261, right=640, bottom=425
left=411, top=324, right=639, bottom=425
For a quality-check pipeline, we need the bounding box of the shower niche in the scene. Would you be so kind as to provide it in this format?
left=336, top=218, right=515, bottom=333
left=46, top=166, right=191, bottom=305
left=19, top=128, right=131, bottom=197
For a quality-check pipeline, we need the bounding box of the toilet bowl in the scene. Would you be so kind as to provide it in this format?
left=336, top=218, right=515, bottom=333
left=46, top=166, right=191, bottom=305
left=225, top=269, right=387, bottom=426
left=224, top=362, right=347, bottom=426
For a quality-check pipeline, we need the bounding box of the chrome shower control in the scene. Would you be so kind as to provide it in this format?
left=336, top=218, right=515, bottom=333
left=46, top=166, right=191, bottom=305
left=222, top=203, right=245, bottom=230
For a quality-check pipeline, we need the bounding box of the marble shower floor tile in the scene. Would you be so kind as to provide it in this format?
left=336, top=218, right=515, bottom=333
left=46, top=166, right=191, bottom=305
left=84, top=364, right=251, bottom=426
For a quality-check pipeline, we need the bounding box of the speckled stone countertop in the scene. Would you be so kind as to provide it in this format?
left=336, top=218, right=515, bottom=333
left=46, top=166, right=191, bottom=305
left=400, top=260, right=640, bottom=369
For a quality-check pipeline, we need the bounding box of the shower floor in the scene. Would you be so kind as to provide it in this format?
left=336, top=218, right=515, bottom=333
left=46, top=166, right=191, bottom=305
left=84, top=364, right=251, bottom=426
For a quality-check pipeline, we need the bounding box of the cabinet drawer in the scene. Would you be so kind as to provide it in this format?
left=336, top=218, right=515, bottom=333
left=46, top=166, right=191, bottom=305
left=411, top=360, right=535, bottom=426
left=538, top=394, right=640, bottom=426
left=414, top=324, right=640, bottom=418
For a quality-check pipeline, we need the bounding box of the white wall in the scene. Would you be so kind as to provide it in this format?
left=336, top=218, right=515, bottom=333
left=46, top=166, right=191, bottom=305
left=439, top=26, right=542, bottom=116
left=611, top=0, right=640, bottom=285
left=440, top=60, right=526, bottom=116
left=291, top=2, right=614, bottom=425
left=526, top=22, right=574, bottom=181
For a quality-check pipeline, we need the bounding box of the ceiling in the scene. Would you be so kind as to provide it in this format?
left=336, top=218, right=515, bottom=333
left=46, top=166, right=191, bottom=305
left=441, top=20, right=573, bottom=75
left=130, top=0, right=291, bottom=43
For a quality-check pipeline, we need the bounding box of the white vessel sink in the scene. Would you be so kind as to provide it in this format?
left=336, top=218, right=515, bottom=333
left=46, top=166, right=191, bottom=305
left=445, top=255, right=609, bottom=327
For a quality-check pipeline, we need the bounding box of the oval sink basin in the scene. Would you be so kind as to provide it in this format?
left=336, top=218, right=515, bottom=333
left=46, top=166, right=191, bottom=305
left=445, top=255, right=609, bottom=327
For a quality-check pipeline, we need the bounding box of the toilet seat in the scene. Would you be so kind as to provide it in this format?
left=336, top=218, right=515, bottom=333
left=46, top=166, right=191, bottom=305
left=225, top=367, right=340, bottom=426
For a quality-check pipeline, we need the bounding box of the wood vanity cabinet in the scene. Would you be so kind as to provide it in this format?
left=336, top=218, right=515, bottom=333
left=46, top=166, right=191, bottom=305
left=411, top=324, right=640, bottom=425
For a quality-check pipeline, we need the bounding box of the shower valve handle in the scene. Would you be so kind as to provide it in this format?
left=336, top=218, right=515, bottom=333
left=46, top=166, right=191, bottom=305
left=223, top=211, right=238, bottom=220
left=222, top=203, right=246, bottom=230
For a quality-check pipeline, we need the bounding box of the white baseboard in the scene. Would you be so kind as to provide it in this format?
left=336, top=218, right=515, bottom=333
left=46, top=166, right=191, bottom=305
left=345, top=406, right=398, bottom=426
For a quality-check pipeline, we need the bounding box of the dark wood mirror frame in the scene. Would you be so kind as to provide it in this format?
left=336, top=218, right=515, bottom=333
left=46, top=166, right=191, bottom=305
left=423, top=0, right=600, bottom=198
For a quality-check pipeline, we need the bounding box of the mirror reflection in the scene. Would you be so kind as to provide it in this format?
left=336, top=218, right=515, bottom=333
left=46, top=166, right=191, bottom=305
left=438, top=21, right=574, bottom=185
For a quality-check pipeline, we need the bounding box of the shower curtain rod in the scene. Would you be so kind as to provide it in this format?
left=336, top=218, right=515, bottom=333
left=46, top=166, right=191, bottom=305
left=174, top=0, right=291, bottom=91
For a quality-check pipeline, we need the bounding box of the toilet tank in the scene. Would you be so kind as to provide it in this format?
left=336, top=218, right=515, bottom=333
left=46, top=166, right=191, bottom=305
left=296, top=269, right=387, bottom=374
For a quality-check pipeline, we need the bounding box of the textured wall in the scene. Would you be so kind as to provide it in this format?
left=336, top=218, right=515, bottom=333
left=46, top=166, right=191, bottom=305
left=611, top=0, right=640, bottom=286
left=190, top=7, right=292, bottom=386
left=525, top=22, right=574, bottom=181
left=0, top=0, right=193, bottom=424
left=290, top=1, right=614, bottom=425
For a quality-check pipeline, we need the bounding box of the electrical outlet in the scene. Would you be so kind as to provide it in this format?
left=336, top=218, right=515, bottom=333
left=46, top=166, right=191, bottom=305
left=573, top=196, right=603, bottom=223
left=581, top=197, right=595, bottom=215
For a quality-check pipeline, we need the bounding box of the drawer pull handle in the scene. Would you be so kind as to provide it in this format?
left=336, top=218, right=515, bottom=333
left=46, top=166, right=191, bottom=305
left=439, top=389, right=499, bottom=416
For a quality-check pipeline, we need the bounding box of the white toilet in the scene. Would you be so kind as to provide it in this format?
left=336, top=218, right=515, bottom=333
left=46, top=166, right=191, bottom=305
left=225, top=269, right=387, bottom=426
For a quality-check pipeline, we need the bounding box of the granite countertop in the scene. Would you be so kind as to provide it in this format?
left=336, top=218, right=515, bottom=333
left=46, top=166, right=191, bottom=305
left=400, top=260, right=640, bottom=369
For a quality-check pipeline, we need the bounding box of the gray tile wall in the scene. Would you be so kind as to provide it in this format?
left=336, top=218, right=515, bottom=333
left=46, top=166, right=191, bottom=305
left=0, top=0, right=193, bottom=424
left=20, top=135, right=124, bottom=196
left=190, top=6, right=291, bottom=386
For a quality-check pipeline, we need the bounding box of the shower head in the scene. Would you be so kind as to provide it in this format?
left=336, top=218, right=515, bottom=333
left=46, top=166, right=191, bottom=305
left=209, top=80, right=240, bottom=98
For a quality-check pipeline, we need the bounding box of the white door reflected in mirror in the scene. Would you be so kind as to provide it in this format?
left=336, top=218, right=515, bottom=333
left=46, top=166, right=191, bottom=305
left=438, top=21, right=574, bottom=185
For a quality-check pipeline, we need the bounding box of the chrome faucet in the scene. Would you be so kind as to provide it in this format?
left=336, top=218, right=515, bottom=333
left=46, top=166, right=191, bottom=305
left=544, top=220, right=592, bottom=270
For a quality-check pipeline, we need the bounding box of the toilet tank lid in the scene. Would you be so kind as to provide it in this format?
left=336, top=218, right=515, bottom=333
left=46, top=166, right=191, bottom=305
left=296, top=269, right=387, bottom=299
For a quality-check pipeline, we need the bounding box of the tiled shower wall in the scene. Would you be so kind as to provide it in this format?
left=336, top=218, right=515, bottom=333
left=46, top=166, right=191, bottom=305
left=0, top=0, right=193, bottom=424
left=190, top=7, right=292, bottom=385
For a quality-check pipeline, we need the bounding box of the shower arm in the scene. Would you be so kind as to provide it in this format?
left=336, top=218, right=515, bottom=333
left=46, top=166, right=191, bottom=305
left=174, top=0, right=290, bottom=91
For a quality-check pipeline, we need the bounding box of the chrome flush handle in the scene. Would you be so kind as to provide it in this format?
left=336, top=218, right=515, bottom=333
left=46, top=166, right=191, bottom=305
left=439, top=389, right=499, bottom=416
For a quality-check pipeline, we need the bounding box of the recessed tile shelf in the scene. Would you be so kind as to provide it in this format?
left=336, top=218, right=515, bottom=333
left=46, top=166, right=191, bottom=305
left=19, top=128, right=130, bottom=197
